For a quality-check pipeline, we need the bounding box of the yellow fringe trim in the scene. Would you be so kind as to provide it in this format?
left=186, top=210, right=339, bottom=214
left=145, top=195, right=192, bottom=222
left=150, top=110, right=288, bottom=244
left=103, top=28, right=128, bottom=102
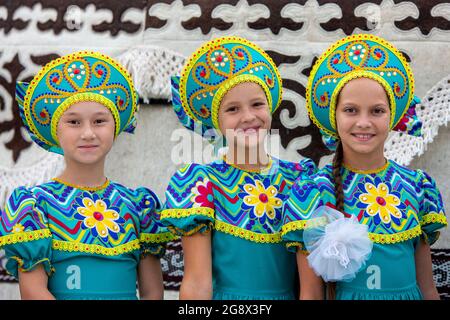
left=167, top=223, right=213, bottom=237
left=52, top=239, right=140, bottom=256
left=343, top=159, right=389, bottom=174
left=420, top=213, right=447, bottom=226
left=214, top=220, right=281, bottom=243
left=52, top=177, right=110, bottom=191
left=141, top=246, right=165, bottom=258
left=9, top=256, right=55, bottom=276
left=286, top=241, right=302, bottom=250
left=286, top=242, right=309, bottom=255
left=0, top=229, right=52, bottom=246
left=368, top=225, right=422, bottom=244
left=281, top=218, right=327, bottom=237
left=160, top=207, right=215, bottom=220
left=282, top=220, right=423, bottom=244
left=140, top=232, right=178, bottom=243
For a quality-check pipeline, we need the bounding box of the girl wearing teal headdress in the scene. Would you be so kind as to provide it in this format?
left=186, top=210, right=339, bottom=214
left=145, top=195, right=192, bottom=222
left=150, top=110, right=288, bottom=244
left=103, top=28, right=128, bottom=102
left=0, top=52, right=175, bottom=299
left=282, top=34, right=447, bottom=300
left=160, top=36, right=316, bottom=300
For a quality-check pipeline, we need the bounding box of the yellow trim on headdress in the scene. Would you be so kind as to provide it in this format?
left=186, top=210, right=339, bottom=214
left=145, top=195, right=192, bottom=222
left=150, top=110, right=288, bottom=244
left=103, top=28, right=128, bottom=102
left=179, top=36, right=283, bottom=130
left=306, top=34, right=415, bottom=138
left=22, top=51, right=137, bottom=149
left=329, top=71, right=396, bottom=132
left=50, top=92, right=121, bottom=144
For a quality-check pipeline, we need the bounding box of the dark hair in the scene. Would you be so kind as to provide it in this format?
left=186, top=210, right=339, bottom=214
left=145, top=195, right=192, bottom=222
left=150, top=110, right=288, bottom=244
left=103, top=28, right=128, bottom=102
left=327, top=136, right=344, bottom=300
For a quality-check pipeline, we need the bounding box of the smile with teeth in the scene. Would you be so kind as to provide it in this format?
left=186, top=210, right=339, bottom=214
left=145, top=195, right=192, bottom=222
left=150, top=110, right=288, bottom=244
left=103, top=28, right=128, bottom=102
left=352, top=133, right=375, bottom=141
left=236, top=127, right=260, bottom=135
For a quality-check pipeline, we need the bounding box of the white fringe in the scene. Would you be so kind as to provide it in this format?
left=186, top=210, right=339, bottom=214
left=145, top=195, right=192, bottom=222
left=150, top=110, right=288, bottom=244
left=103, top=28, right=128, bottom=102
left=0, top=152, right=65, bottom=208
left=385, top=74, right=450, bottom=165
left=116, top=46, right=186, bottom=103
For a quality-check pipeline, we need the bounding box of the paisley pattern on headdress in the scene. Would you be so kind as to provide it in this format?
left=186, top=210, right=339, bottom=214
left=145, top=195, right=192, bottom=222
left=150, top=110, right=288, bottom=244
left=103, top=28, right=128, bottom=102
left=306, top=34, right=422, bottom=142
left=173, top=36, right=282, bottom=133
left=16, top=51, right=138, bottom=155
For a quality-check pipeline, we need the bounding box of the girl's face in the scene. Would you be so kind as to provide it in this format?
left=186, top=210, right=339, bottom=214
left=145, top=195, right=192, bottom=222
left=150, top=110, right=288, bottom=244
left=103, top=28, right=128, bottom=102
left=57, top=101, right=115, bottom=165
left=335, top=77, right=390, bottom=159
left=218, top=82, right=271, bottom=149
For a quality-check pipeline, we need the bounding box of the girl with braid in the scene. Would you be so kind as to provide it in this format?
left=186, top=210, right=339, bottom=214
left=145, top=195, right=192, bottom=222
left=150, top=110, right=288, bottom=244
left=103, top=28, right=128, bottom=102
left=281, top=34, right=447, bottom=300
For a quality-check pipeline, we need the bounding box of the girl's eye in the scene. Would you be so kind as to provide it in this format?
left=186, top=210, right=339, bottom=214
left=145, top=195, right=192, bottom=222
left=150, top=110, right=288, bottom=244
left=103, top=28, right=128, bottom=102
left=95, top=119, right=106, bottom=124
left=67, top=120, right=80, bottom=125
left=226, top=106, right=238, bottom=113
left=253, top=101, right=265, bottom=107
left=343, top=107, right=356, bottom=113
left=373, top=108, right=387, bottom=115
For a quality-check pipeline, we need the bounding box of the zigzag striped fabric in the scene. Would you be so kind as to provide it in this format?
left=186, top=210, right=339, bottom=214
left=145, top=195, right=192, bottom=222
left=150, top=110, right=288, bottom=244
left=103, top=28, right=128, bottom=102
left=161, top=157, right=317, bottom=299
left=282, top=160, right=448, bottom=299
left=282, top=160, right=447, bottom=248
left=161, top=157, right=317, bottom=243
left=0, top=180, right=176, bottom=277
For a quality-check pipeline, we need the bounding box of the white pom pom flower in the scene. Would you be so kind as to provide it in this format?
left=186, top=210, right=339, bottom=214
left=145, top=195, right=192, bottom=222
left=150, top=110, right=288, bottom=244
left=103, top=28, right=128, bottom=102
left=303, top=206, right=373, bottom=282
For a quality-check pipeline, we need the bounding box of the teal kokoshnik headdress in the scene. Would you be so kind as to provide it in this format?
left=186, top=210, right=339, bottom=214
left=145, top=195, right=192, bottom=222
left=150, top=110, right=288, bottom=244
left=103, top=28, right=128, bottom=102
left=16, top=51, right=139, bottom=155
left=171, top=36, right=283, bottom=140
left=306, top=34, right=422, bottom=150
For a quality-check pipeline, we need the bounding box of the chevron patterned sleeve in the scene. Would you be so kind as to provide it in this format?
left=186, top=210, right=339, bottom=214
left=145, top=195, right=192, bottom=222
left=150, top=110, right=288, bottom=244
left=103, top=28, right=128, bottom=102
left=417, top=170, right=447, bottom=245
left=160, top=163, right=215, bottom=236
left=137, top=187, right=178, bottom=258
left=299, top=158, right=317, bottom=178
left=281, top=177, right=324, bottom=254
left=0, top=186, right=54, bottom=279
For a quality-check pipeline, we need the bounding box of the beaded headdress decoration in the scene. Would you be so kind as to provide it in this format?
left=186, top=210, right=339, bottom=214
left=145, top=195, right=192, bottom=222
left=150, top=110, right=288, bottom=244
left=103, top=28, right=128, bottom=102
left=306, top=34, right=422, bottom=150
left=171, top=36, right=282, bottom=138
left=16, top=51, right=138, bottom=155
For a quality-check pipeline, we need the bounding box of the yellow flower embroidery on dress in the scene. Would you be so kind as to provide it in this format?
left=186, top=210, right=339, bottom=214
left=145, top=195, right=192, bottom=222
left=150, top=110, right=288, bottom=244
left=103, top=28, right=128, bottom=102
left=76, top=197, right=121, bottom=238
left=359, top=182, right=402, bottom=224
left=12, top=224, right=25, bottom=233
left=242, top=180, right=282, bottom=219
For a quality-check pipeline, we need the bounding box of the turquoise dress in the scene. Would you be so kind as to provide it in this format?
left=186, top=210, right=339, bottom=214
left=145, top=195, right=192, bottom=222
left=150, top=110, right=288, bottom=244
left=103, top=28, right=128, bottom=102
left=161, top=157, right=316, bottom=300
left=282, top=160, right=447, bottom=300
left=0, top=179, right=175, bottom=300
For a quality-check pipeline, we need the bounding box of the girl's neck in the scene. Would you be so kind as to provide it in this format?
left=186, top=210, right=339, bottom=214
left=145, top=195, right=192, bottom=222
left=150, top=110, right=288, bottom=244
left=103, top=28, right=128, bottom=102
left=57, top=158, right=107, bottom=188
left=342, top=149, right=387, bottom=173
left=225, top=145, right=270, bottom=172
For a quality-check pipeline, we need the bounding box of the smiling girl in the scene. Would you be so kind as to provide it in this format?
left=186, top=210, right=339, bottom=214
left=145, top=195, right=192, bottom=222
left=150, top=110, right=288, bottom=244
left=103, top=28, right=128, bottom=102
left=0, top=52, right=174, bottom=300
left=160, top=36, right=316, bottom=300
left=281, top=34, right=447, bottom=300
